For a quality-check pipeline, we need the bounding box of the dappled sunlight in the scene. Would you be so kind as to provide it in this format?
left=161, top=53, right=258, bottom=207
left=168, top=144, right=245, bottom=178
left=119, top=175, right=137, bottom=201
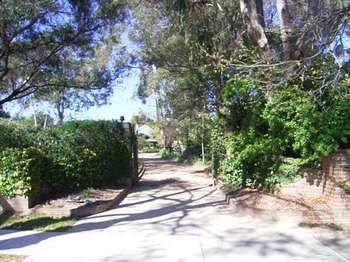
left=0, top=154, right=348, bottom=261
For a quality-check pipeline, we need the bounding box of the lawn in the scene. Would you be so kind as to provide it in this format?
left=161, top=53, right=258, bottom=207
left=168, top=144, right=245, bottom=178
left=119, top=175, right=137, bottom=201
left=0, top=213, right=78, bottom=232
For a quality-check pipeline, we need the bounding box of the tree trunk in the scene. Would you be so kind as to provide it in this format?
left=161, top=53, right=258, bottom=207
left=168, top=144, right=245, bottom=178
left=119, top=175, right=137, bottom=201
left=43, top=115, right=48, bottom=129
left=201, top=113, right=205, bottom=164
left=276, top=0, right=299, bottom=61
left=240, top=0, right=272, bottom=60
left=33, top=111, right=37, bottom=127
left=56, top=101, right=64, bottom=125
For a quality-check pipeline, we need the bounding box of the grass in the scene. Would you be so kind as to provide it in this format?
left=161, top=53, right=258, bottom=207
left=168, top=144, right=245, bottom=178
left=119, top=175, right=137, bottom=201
left=336, top=180, right=350, bottom=194
left=0, top=254, right=25, bottom=262
left=80, top=187, right=96, bottom=199
left=0, top=212, right=78, bottom=232
left=299, top=222, right=343, bottom=231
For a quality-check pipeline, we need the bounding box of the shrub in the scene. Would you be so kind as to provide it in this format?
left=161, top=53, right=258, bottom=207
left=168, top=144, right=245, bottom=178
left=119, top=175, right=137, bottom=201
left=138, top=137, right=159, bottom=153
left=160, top=148, right=181, bottom=160
left=213, top=72, right=350, bottom=192
left=180, top=139, right=202, bottom=161
left=0, top=119, right=34, bottom=150
left=337, top=180, right=350, bottom=194
left=34, top=120, right=131, bottom=192
left=0, top=120, right=133, bottom=197
left=0, top=147, right=48, bottom=197
left=141, top=147, right=159, bottom=153
left=219, top=131, right=281, bottom=192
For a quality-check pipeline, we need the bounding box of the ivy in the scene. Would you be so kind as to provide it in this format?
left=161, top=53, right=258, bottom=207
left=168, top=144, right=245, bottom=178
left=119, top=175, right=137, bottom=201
left=0, top=147, right=46, bottom=197
left=0, top=120, right=133, bottom=197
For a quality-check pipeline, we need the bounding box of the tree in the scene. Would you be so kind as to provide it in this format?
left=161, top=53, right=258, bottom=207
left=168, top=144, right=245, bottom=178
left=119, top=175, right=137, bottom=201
left=0, top=0, right=127, bottom=106
left=0, top=104, right=10, bottom=118
left=128, top=0, right=350, bottom=190
left=14, top=112, right=55, bottom=128
left=29, top=43, right=124, bottom=123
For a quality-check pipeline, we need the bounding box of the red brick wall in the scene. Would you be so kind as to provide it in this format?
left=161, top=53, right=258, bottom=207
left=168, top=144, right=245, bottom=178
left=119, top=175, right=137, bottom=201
left=277, top=150, right=350, bottom=227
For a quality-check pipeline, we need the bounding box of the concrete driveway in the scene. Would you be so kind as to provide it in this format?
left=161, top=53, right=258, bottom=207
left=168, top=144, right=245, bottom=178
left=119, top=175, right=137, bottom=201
left=0, top=153, right=348, bottom=261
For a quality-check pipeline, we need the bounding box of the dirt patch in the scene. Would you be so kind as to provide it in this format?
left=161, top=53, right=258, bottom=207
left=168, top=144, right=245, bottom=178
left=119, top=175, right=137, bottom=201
left=31, top=188, right=128, bottom=217
left=41, top=189, right=123, bottom=208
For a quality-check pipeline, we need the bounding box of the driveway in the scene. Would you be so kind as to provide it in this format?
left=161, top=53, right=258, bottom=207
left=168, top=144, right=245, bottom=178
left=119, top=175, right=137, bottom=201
left=0, top=153, right=348, bottom=261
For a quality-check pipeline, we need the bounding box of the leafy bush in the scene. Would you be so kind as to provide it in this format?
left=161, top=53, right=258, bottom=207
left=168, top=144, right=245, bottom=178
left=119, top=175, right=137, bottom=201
left=209, top=121, right=226, bottom=177
left=0, top=147, right=48, bottom=197
left=180, top=139, right=202, bottom=161
left=0, top=120, right=133, bottom=197
left=0, top=119, right=34, bottom=150
left=34, top=120, right=131, bottom=192
left=219, top=131, right=281, bottom=192
left=160, top=148, right=181, bottom=160
left=138, top=137, right=159, bottom=153
left=337, top=181, right=350, bottom=194
left=213, top=72, right=350, bottom=192
left=263, top=83, right=350, bottom=163
left=141, top=147, right=159, bottom=153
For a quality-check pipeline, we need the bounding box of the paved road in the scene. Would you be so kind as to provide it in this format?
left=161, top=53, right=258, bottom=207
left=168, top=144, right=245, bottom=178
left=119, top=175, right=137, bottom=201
left=0, top=153, right=348, bottom=261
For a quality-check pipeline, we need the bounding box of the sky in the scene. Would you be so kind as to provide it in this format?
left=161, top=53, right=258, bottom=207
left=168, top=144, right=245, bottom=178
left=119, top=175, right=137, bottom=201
left=4, top=70, right=156, bottom=122
left=74, top=69, right=157, bottom=122
left=4, top=29, right=157, bottom=123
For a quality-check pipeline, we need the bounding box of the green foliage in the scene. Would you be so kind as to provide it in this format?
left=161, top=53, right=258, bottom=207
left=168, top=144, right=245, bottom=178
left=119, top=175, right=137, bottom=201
left=0, top=213, right=78, bottom=232
left=80, top=187, right=96, bottom=199
left=0, top=147, right=48, bottom=197
left=219, top=131, right=281, bottom=192
left=0, top=120, right=132, bottom=197
left=141, top=147, right=160, bottom=153
left=337, top=180, right=350, bottom=194
left=209, top=121, right=226, bottom=177
left=34, top=120, right=131, bottom=192
left=138, top=137, right=159, bottom=153
left=160, top=148, right=181, bottom=160
left=213, top=71, right=350, bottom=192
left=0, top=0, right=127, bottom=105
left=263, top=79, right=350, bottom=163
left=180, top=139, right=202, bottom=161
left=0, top=119, right=35, bottom=150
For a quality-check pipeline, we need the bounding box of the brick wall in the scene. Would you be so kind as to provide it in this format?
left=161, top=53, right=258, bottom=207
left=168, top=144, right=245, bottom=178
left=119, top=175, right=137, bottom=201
left=277, top=150, right=350, bottom=227
left=322, top=149, right=350, bottom=183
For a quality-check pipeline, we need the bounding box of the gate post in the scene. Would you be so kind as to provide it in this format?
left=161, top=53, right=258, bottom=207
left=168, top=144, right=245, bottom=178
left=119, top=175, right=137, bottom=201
left=122, top=122, right=138, bottom=184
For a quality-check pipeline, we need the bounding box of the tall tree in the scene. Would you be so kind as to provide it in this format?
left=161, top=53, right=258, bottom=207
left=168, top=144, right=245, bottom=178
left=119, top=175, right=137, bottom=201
left=0, top=0, right=127, bottom=106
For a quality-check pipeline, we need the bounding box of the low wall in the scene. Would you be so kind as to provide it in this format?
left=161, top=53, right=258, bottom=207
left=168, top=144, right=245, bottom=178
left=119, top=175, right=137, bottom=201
left=278, top=150, right=350, bottom=227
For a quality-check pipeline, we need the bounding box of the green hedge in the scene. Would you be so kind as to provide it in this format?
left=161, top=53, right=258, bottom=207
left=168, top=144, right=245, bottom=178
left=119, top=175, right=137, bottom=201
left=34, top=120, right=131, bottom=192
left=0, top=120, right=132, bottom=197
left=0, top=147, right=48, bottom=197
left=0, top=120, right=34, bottom=150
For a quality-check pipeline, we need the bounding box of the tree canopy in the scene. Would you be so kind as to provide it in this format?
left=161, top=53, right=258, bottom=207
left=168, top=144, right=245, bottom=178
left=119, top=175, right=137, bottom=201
left=129, top=0, right=350, bottom=190
left=0, top=0, right=128, bottom=106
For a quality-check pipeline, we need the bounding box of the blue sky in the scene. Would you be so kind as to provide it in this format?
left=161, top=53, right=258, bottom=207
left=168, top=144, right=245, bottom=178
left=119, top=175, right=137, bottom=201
left=4, top=29, right=157, bottom=123
left=74, top=69, right=156, bottom=121
left=4, top=69, right=156, bottom=122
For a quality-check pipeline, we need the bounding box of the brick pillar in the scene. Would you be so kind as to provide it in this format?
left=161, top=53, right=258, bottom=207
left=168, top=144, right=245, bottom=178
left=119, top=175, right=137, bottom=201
left=322, top=149, right=350, bottom=183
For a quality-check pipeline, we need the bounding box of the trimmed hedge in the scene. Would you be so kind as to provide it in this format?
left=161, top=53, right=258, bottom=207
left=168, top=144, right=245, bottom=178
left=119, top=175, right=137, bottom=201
left=0, top=147, right=48, bottom=197
left=34, top=120, right=131, bottom=192
left=0, top=120, right=33, bottom=150
left=0, top=120, right=132, bottom=197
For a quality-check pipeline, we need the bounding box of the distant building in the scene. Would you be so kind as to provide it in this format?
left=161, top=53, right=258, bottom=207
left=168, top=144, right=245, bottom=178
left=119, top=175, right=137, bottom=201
left=137, top=124, right=153, bottom=139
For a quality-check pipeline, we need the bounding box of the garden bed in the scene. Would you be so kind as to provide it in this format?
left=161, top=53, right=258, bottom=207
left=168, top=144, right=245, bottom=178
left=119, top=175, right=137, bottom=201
left=31, top=187, right=130, bottom=217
